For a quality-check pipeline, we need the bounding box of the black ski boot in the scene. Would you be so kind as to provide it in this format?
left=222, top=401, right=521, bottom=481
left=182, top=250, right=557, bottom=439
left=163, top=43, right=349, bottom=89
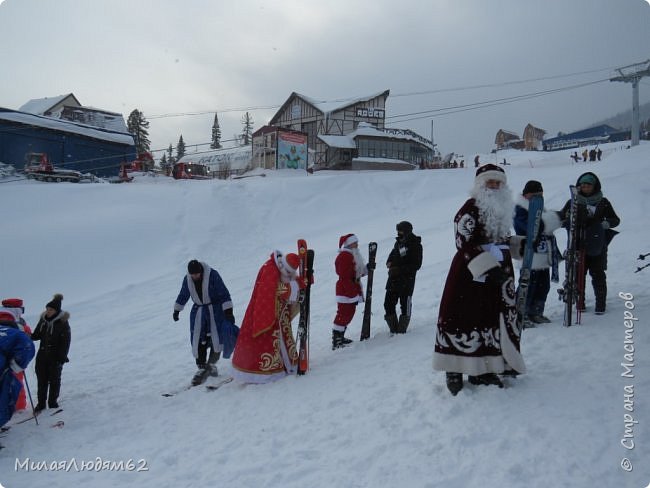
left=208, top=352, right=220, bottom=377
left=191, top=365, right=210, bottom=386
left=332, top=330, right=346, bottom=350
left=397, top=314, right=410, bottom=333
left=446, top=373, right=463, bottom=396
left=468, top=373, right=504, bottom=388
left=384, top=314, right=398, bottom=334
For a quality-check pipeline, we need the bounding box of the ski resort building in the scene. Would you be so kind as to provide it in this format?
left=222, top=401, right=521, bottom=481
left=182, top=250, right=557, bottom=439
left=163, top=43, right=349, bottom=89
left=266, top=90, right=436, bottom=170
left=0, top=94, right=135, bottom=177
left=176, top=145, right=253, bottom=179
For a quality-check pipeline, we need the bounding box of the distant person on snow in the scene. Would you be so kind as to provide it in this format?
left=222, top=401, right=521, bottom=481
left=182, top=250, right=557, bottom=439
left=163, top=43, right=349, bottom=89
left=560, top=172, right=620, bottom=315
left=332, top=234, right=369, bottom=349
left=232, top=251, right=304, bottom=383
left=31, top=294, right=71, bottom=412
left=0, top=298, right=32, bottom=411
left=513, top=181, right=562, bottom=326
left=174, top=260, right=238, bottom=386
left=433, top=164, right=526, bottom=395
left=384, top=221, right=422, bottom=334
left=474, top=155, right=480, bottom=168
left=0, top=310, right=35, bottom=428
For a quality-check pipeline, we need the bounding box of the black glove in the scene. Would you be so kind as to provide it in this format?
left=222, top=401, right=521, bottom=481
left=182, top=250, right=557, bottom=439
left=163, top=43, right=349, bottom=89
left=486, top=266, right=509, bottom=287
left=173, top=310, right=179, bottom=322
left=519, top=238, right=527, bottom=256
left=367, top=262, right=376, bottom=270
left=224, top=308, right=235, bottom=323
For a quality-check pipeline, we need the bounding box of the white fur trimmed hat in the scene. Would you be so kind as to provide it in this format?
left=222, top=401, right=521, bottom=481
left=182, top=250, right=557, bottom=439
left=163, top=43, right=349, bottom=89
left=475, top=163, right=507, bottom=186
left=276, top=251, right=300, bottom=276
left=339, top=234, right=358, bottom=249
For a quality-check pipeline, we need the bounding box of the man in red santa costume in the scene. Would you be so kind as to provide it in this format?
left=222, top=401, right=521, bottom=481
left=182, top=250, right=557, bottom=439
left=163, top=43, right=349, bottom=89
left=332, top=234, right=368, bottom=349
left=1, top=298, right=32, bottom=410
left=232, top=250, right=304, bottom=383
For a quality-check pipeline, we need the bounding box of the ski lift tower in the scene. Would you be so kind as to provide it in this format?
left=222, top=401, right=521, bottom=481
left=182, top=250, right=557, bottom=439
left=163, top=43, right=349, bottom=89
left=610, top=59, right=650, bottom=147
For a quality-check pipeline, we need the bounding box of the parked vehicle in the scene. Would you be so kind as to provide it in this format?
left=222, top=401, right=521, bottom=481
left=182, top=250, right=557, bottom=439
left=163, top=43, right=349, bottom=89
left=172, top=162, right=211, bottom=180
left=23, top=152, right=82, bottom=183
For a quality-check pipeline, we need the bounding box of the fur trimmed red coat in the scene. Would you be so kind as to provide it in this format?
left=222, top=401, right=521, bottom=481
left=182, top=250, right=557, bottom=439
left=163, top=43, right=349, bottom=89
left=232, top=252, right=300, bottom=383
left=433, top=198, right=526, bottom=376
left=335, top=249, right=364, bottom=304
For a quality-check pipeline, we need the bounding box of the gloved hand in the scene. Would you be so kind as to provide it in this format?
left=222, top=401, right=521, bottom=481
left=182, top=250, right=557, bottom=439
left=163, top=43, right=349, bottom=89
left=173, top=310, right=179, bottom=322
left=224, top=308, right=235, bottom=323
left=367, top=261, right=376, bottom=270
left=486, top=266, right=509, bottom=287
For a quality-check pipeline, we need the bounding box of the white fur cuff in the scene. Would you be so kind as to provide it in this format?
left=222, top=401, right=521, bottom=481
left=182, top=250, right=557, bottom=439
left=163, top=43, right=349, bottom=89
left=467, top=251, right=499, bottom=279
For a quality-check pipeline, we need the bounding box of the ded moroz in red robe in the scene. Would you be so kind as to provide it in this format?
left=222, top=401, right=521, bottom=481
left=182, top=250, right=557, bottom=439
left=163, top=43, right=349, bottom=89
left=232, top=251, right=301, bottom=384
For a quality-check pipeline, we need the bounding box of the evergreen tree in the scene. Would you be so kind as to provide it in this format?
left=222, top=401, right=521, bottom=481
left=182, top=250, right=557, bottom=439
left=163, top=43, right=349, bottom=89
left=240, top=112, right=254, bottom=146
left=126, top=109, right=151, bottom=154
left=167, top=144, right=176, bottom=165
left=211, top=113, right=222, bottom=149
left=176, top=135, right=186, bottom=160
left=160, top=153, right=168, bottom=171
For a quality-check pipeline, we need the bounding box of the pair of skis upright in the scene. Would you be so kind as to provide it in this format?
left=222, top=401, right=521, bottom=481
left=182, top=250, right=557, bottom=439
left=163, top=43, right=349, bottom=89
left=557, top=185, right=586, bottom=327
left=516, top=195, right=544, bottom=333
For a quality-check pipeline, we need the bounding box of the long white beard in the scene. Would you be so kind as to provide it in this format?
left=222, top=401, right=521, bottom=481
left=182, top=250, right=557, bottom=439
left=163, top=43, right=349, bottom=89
left=349, top=247, right=367, bottom=278
left=471, top=183, right=513, bottom=241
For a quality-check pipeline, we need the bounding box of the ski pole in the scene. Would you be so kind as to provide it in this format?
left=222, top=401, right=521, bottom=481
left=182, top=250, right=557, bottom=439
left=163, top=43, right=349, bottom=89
left=637, top=252, right=650, bottom=261
left=23, top=373, right=39, bottom=425
left=635, top=263, right=650, bottom=273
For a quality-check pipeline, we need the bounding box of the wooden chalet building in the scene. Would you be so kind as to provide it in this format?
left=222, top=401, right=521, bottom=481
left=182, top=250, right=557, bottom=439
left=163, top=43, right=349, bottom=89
left=494, top=129, right=521, bottom=149
left=265, top=90, right=435, bottom=170
left=523, top=123, right=546, bottom=151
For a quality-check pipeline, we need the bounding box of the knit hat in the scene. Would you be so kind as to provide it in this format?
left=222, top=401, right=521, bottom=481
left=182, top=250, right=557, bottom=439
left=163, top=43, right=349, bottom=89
left=339, top=234, right=359, bottom=249
left=396, top=221, right=413, bottom=234
left=187, top=260, right=203, bottom=275
left=577, top=173, right=597, bottom=185
left=475, top=164, right=507, bottom=186
left=45, top=293, right=63, bottom=313
left=522, top=180, right=543, bottom=195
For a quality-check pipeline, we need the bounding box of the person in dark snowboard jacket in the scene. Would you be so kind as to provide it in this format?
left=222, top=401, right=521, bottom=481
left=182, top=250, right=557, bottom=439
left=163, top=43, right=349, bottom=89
left=31, top=294, right=71, bottom=412
left=560, top=172, right=620, bottom=314
left=384, top=221, right=422, bottom=334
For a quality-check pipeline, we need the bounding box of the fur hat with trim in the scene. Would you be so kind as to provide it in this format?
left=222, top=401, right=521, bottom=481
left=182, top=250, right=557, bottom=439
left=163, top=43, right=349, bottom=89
left=0, top=310, right=17, bottom=323
left=46, top=293, right=63, bottom=313
left=475, top=163, right=507, bottom=187
left=338, top=234, right=358, bottom=249
left=2, top=298, right=23, bottom=308
left=275, top=251, right=300, bottom=277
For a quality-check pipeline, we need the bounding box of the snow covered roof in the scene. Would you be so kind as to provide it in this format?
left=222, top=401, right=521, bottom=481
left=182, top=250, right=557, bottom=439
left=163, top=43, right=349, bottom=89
left=19, top=93, right=79, bottom=114
left=317, top=134, right=356, bottom=149
left=317, top=123, right=433, bottom=150
left=296, top=90, right=389, bottom=115
left=178, top=146, right=252, bottom=171
left=0, top=108, right=135, bottom=145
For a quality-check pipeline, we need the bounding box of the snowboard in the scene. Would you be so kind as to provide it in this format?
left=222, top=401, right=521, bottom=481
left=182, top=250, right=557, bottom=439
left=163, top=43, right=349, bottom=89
left=360, top=242, right=378, bottom=341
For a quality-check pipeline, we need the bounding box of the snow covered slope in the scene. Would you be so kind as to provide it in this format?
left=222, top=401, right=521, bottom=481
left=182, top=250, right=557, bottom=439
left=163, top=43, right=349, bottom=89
left=1, top=142, right=648, bottom=487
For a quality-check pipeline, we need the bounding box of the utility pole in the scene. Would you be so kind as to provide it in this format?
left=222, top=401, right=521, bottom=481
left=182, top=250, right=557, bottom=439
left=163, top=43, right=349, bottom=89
left=610, top=59, right=650, bottom=147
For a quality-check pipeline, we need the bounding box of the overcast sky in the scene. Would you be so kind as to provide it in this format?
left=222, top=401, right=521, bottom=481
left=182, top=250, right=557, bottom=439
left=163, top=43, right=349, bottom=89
left=1, top=0, right=650, bottom=159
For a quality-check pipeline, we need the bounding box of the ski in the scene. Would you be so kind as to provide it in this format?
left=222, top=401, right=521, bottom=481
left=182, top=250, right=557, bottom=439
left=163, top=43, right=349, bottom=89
left=205, top=377, right=234, bottom=391
left=162, top=368, right=213, bottom=397
left=516, top=195, right=544, bottom=332
left=558, top=185, right=580, bottom=327
left=50, top=408, right=63, bottom=416
left=296, top=239, right=314, bottom=375
left=51, top=420, right=64, bottom=428
left=360, top=242, right=378, bottom=341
